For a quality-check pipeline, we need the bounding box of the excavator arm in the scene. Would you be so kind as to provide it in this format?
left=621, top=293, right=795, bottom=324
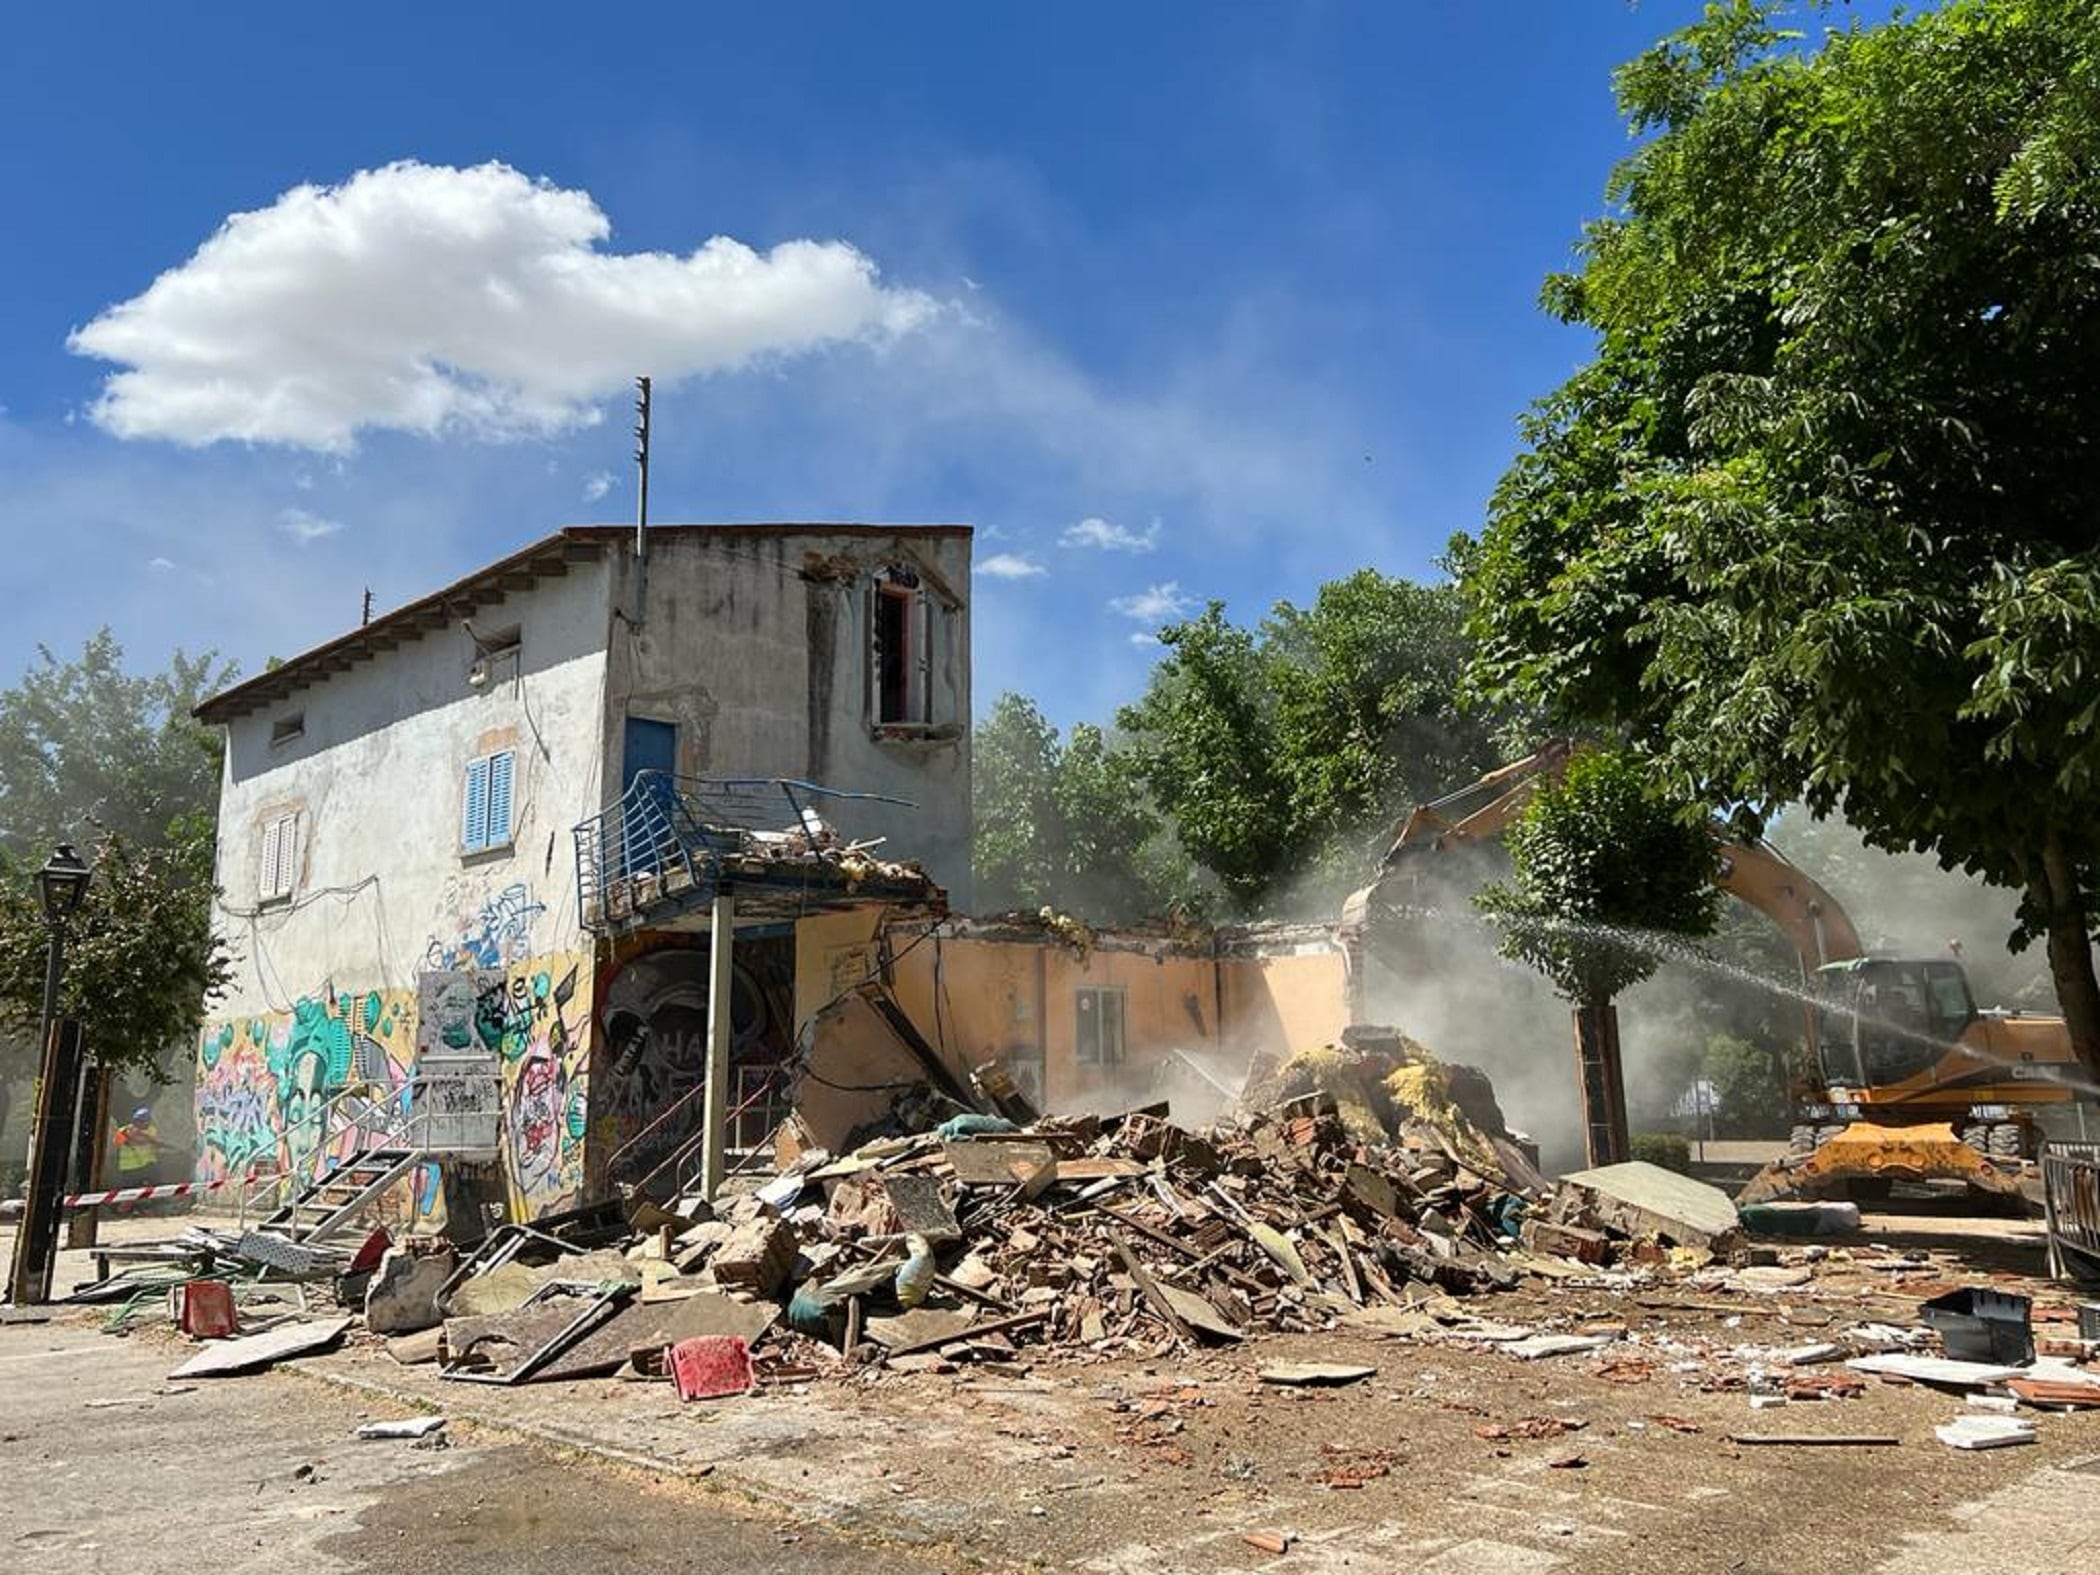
left=1347, top=746, right=2077, bottom=1207
left=1710, top=842, right=1863, bottom=971
left=1353, top=739, right=1864, bottom=979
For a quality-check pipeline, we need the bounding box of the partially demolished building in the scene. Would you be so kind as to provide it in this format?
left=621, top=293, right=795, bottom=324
left=190, top=523, right=970, bottom=1227
left=188, top=522, right=1350, bottom=1236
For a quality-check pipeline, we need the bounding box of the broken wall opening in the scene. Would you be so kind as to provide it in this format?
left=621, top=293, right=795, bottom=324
left=591, top=930, right=796, bottom=1197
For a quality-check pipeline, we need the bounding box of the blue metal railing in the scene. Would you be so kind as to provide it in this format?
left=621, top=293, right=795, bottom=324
left=572, top=772, right=916, bottom=932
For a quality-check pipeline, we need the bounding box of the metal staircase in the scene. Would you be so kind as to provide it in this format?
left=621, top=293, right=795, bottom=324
left=260, top=1142, right=424, bottom=1243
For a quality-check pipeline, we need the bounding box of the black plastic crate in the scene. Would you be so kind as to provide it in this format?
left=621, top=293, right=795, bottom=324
left=2080, top=1302, right=2100, bottom=1344
left=1920, top=1286, right=2034, bottom=1366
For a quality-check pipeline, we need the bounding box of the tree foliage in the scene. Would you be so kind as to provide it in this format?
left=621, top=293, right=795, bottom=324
left=1461, top=0, right=2100, bottom=1070
left=0, top=632, right=234, bottom=1077
left=0, top=829, right=233, bottom=1078
left=971, top=694, right=1194, bottom=921
left=0, top=629, right=231, bottom=857
left=1118, top=571, right=1505, bottom=913
left=1477, top=751, right=1722, bottom=1006
left=1701, top=1031, right=1790, bottom=1138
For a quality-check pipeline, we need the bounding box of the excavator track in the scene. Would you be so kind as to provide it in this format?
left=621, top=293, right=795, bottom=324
left=1737, top=1120, right=2030, bottom=1207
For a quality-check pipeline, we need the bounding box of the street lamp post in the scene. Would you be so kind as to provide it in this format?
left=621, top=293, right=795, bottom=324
left=6, top=844, right=93, bottom=1306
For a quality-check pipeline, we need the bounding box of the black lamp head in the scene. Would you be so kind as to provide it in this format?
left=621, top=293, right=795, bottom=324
left=37, top=843, right=91, bottom=924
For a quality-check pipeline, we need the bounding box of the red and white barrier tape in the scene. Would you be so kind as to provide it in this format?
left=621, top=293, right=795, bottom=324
left=62, top=1172, right=263, bottom=1210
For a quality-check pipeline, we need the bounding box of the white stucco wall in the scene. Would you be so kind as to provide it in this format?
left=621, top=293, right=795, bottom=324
left=194, top=562, right=612, bottom=1220
left=600, top=527, right=973, bottom=904
left=209, top=563, right=611, bottom=1007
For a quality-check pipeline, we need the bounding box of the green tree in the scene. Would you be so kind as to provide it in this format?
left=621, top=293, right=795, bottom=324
left=0, top=629, right=231, bottom=856
left=1116, top=608, right=1291, bottom=910
left=1702, top=1031, right=1789, bottom=1139
left=1119, top=572, right=1503, bottom=913
left=1477, top=751, right=1722, bottom=1162
left=971, top=693, right=1192, bottom=921
left=1462, top=0, right=2100, bottom=1077
left=0, top=632, right=234, bottom=1082
left=973, top=693, right=1061, bottom=911
left=0, top=829, right=233, bottom=1078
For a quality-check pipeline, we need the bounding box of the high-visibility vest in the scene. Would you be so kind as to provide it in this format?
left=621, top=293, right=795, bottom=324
left=114, top=1125, right=156, bottom=1173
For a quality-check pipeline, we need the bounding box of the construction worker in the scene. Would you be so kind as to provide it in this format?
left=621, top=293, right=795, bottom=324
left=111, top=1105, right=164, bottom=1190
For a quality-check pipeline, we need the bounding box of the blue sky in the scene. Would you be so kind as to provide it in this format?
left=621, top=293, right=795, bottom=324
left=0, top=2, right=1816, bottom=732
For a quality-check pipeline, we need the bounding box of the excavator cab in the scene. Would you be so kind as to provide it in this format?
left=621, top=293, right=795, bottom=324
left=1742, top=956, right=2040, bottom=1208
left=1812, top=957, right=1978, bottom=1089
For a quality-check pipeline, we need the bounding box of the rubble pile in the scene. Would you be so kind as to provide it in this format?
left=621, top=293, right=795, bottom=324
left=759, top=1095, right=1534, bottom=1356
left=101, top=1036, right=1792, bottom=1390
left=404, top=1036, right=1569, bottom=1385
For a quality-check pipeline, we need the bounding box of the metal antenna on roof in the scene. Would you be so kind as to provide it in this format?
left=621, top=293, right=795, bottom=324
left=634, top=375, right=652, bottom=560
left=361, top=587, right=372, bottom=627
left=631, top=375, right=653, bottom=629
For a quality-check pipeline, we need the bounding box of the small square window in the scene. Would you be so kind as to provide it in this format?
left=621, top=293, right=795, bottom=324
left=1075, top=986, right=1125, bottom=1068
left=259, top=810, right=301, bottom=903
left=470, top=626, right=521, bottom=692
left=270, top=712, right=305, bottom=746
left=461, top=749, right=517, bottom=854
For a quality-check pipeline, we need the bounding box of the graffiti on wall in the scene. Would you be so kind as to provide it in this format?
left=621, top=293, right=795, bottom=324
left=414, top=958, right=590, bottom=1215
left=423, top=880, right=546, bottom=972
left=197, top=987, right=415, bottom=1191
left=195, top=951, right=592, bottom=1223
left=592, top=940, right=793, bottom=1185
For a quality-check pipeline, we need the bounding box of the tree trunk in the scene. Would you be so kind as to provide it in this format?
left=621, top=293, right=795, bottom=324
left=1572, top=996, right=1630, bottom=1168
left=2035, top=833, right=2100, bottom=1084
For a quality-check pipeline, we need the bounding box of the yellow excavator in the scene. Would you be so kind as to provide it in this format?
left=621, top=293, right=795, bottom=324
left=1340, top=742, right=2085, bottom=1204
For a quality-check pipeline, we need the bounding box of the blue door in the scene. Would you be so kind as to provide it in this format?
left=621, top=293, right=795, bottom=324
left=620, top=718, right=678, bottom=878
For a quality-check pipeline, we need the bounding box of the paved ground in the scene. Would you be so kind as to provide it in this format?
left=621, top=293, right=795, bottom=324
left=0, top=1320, right=951, bottom=1575
left=288, top=1314, right=2100, bottom=1575
left=7, top=1206, right=2100, bottom=1572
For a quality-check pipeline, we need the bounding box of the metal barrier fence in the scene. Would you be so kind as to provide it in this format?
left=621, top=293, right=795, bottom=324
left=2041, top=1139, right=2100, bottom=1283
left=572, top=772, right=916, bottom=933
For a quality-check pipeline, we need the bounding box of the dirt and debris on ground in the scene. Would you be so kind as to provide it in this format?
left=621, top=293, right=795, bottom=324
left=17, top=1029, right=2100, bottom=1571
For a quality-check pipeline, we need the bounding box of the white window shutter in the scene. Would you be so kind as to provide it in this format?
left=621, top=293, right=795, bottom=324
left=280, top=811, right=299, bottom=896
left=868, top=584, right=882, bottom=719
left=914, top=589, right=932, bottom=723
left=260, top=816, right=284, bottom=899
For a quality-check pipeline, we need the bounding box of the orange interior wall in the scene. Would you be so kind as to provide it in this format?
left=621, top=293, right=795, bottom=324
left=790, top=915, right=1349, bottom=1150
left=1219, top=950, right=1350, bottom=1064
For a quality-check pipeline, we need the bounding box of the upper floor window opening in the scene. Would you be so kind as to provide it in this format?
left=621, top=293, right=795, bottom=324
left=258, top=809, right=301, bottom=903
left=869, top=564, right=955, bottom=731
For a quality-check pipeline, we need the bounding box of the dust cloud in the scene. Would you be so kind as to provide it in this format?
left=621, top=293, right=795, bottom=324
left=1352, top=850, right=1590, bottom=1172
left=1763, top=814, right=2052, bottom=1010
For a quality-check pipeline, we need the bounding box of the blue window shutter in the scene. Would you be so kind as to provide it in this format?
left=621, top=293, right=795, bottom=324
left=462, top=756, right=491, bottom=851
left=487, top=750, right=514, bottom=846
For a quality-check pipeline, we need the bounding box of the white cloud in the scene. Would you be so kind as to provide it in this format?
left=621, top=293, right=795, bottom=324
left=1110, top=581, right=1194, bottom=623
left=69, top=160, right=939, bottom=452
left=277, top=506, right=345, bottom=543
left=582, top=470, right=617, bottom=503
left=978, top=552, right=1046, bottom=580
left=147, top=556, right=175, bottom=572
left=1128, top=631, right=1162, bottom=648
left=1061, top=516, right=1159, bottom=553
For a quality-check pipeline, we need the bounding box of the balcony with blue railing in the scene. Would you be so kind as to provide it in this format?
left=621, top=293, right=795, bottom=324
left=573, top=772, right=945, bottom=935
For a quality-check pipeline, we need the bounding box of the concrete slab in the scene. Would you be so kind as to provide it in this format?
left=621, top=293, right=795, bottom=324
left=1558, top=1161, right=1740, bottom=1248
left=168, top=1316, right=353, bottom=1378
